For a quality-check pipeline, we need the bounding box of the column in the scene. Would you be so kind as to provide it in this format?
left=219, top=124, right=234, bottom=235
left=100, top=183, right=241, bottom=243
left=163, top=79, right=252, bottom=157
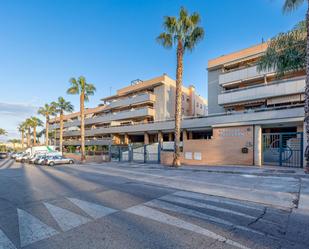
left=124, top=133, right=129, bottom=144
left=182, top=130, right=188, bottom=141
left=254, top=125, right=262, bottom=166
left=158, top=131, right=163, bottom=144
left=168, top=133, right=173, bottom=141
left=144, top=132, right=149, bottom=145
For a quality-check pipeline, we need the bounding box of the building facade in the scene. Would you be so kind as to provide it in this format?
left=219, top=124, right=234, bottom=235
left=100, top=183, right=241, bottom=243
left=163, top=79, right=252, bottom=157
left=49, top=43, right=305, bottom=168
left=49, top=74, right=208, bottom=147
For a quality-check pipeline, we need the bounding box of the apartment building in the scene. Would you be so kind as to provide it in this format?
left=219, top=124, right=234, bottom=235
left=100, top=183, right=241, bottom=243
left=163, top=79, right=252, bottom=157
left=208, top=43, right=305, bottom=114
left=49, top=44, right=305, bottom=168
left=206, top=43, right=305, bottom=167
left=49, top=74, right=207, bottom=147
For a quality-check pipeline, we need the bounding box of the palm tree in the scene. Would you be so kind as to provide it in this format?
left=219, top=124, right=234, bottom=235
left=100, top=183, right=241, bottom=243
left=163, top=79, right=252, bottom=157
left=24, top=119, right=32, bottom=147
left=280, top=0, right=308, bottom=173
left=52, top=97, right=74, bottom=154
left=38, top=103, right=56, bottom=146
left=28, top=117, right=43, bottom=146
left=157, top=7, right=204, bottom=166
left=67, top=76, right=96, bottom=162
left=8, top=139, right=21, bottom=150
left=0, top=128, right=7, bottom=136
left=257, top=20, right=305, bottom=77
left=18, top=122, right=26, bottom=149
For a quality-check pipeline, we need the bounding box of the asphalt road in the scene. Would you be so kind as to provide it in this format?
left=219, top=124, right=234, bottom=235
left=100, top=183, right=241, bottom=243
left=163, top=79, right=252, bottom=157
left=0, top=158, right=308, bottom=249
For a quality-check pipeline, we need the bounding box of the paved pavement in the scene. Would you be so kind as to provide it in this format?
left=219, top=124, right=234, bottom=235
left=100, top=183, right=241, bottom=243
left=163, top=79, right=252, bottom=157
left=0, top=158, right=308, bottom=249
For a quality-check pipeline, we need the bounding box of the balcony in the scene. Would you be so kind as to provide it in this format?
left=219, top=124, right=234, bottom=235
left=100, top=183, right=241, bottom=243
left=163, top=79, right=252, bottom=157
left=63, top=138, right=112, bottom=146
left=107, top=92, right=155, bottom=109
left=219, top=65, right=274, bottom=86
left=51, top=106, right=155, bottom=129
left=218, top=77, right=305, bottom=105
left=62, top=105, right=304, bottom=137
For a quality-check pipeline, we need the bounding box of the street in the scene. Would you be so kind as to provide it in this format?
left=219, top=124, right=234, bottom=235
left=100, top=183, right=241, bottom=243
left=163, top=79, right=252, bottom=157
left=0, top=159, right=308, bottom=249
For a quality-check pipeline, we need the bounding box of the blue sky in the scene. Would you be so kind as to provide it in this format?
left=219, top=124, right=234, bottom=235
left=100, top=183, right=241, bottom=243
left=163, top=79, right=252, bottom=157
left=0, top=0, right=306, bottom=140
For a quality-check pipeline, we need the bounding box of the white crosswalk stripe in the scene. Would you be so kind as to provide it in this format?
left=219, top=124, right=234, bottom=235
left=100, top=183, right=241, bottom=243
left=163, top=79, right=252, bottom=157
left=44, top=202, right=91, bottom=232
left=145, top=199, right=264, bottom=236
left=125, top=205, right=251, bottom=249
left=68, top=198, right=117, bottom=219
left=0, top=229, right=16, bottom=249
left=174, top=191, right=265, bottom=211
left=17, top=208, right=58, bottom=247
left=160, top=195, right=257, bottom=220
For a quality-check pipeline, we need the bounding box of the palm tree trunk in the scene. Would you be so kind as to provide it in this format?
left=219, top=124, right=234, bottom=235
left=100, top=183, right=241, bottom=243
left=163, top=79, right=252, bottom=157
left=21, top=131, right=24, bottom=149
left=45, top=117, right=49, bottom=146
left=172, top=41, right=184, bottom=167
left=33, top=126, right=37, bottom=146
left=60, top=112, right=63, bottom=154
left=80, top=93, right=86, bottom=162
left=305, top=3, right=309, bottom=173
left=27, top=128, right=30, bottom=147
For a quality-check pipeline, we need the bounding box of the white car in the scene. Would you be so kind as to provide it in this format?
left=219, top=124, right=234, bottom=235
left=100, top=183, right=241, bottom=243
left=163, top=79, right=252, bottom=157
left=45, top=156, right=74, bottom=166
left=15, top=153, right=30, bottom=163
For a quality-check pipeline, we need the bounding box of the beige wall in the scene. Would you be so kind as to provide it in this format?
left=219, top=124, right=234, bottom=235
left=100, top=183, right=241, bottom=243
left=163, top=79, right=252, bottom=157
left=161, top=125, right=254, bottom=166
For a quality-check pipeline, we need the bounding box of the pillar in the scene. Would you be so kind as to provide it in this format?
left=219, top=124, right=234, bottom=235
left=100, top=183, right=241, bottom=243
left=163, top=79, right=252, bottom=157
left=168, top=133, right=173, bottom=142
left=144, top=132, right=149, bottom=145
left=124, top=133, right=129, bottom=144
left=158, top=131, right=163, bottom=144
left=254, top=125, right=262, bottom=166
left=183, top=130, right=188, bottom=141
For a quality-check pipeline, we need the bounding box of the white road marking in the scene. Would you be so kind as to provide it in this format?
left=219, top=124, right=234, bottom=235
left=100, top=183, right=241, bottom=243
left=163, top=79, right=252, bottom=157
left=125, top=205, right=251, bottom=249
left=17, top=208, right=58, bottom=247
left=44, top=202, right=91, bottom=232
left=68, top=198, right=117, bottom=219
left=160, top=195, right=256, bottom=220
left=174, top=191, right=265, bottom=211
left=0, top=229, right=16, bottom=249
left=145, top=199, right=264, bottom=236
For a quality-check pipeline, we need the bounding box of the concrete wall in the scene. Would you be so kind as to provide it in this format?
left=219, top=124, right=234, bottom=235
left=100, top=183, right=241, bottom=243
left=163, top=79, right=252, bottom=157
left=208, top=69, right=224, bottom=114
left=64, top=153, right=109, bottom=163
left=161, top=125, right=254, bottom=166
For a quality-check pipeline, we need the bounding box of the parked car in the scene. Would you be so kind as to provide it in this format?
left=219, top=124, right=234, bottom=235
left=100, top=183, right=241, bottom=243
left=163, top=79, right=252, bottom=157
left=15, top=153, right=29, bottom=162
left=45, top=156, right=74, bottom=166
left=34, top=155, right=49, bottom=165
left=11, top=152, right=22, bottom=159
left=29, top=154, right=41, bottom=164
left=0, top=152, right=8, bottom=159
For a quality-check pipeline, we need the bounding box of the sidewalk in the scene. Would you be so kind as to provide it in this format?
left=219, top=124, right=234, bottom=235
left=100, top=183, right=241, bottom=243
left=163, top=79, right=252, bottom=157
left=161, top=164, right=309, bottom=178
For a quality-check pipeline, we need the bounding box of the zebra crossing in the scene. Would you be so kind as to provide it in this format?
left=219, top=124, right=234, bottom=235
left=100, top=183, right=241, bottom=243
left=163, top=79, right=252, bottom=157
left=0, top=190, right=289, bottom=249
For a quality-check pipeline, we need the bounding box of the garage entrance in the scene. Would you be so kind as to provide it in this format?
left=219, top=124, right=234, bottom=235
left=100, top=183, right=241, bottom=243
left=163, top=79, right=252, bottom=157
left=262, top=132, right=303, bottom=168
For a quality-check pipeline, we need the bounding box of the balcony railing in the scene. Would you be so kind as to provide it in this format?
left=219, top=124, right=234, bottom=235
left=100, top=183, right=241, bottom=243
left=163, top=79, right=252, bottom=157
left=50, top=106, right=155, bottom=129
left=218, top=77, right=305, bottom=105
left=107, top=92, right=155, bottom=109
left=219, top=65, right=274, bottom=86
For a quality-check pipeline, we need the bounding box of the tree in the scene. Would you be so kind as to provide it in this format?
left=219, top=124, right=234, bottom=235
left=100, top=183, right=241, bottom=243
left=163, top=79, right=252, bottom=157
left=257, top=20, right=305, bottom=77
left=24, top=119, right=32, bottom=147
left=18, top=122, right=26, bottom=149
left=52, top=97, right=74, bottom=153
left=261, top=0, right=308, bottom=173
left=157, top=7, right=204, bottom=166
left=0, top=128, right=7, bottom=136
left=67, top=76, right=96, bottom=162
left=8, top=139, right=21, bottom=150
left=38, top=103, right=56, bottom=146
left=28, top=117, right=43, bottom=146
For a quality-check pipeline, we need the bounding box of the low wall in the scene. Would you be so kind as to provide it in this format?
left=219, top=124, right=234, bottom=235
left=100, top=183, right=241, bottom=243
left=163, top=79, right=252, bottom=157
left=64, top=153, right=110, bottom=163
left=161, top=125, right=254, bottom=166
